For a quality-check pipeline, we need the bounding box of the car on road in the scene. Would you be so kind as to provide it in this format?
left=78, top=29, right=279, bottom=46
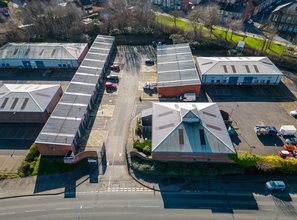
left=290, top=110, right=297, bottom=116
left=283, top=144, right=297, bottom=151
left=105, top=82, right=117, bottom=89
left=162, top=176, right=185, bottom=186
left=107, top=75, right=119, bottom=82
left=278, top=150, right=293, bottom=158
left=46, top=69, right=54, bottom=76
left=265, top=181, right=286, bottom=191
left=247, top=19, right=253, bottom=24
left=286, top=137, right=297, bottom=144
left=145, top=59, right=154, bottom=64
left=110, top=65, right=119, bottom=70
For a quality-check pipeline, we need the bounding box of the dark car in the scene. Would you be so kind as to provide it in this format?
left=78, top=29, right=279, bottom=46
left=145, top=59, right=154, bottom=65
left=107, top=75, right=119, bottom=82
left=110, top=65, right=120, bottom=70
left=46, top=69, right=54, bottom=76
left=162, top=176, right=185, bottom=186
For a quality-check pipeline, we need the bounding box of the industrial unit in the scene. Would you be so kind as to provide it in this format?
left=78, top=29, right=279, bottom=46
left=157, top=43, right=201, bottom=97
left=0, top=84, right=62, bottom=123
left=196, top=57, right=283, bottom=85
left=0, top=43, right=88, bottom=69
left=35, top=35, right=115, bottom=156
left=141, top=102, right=236, bottom=163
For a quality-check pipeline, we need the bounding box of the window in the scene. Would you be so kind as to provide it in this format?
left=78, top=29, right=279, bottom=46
left=270, top=23, right=275, bottom=29
left=278, top=24, right=283, bottom=30
left=281, top=16, right=286, bottom=22
left=63, top=64, right=66, bottom=67
left=294, top=26, right=297, bottom=32
left=58, top=64, right=62, bottom=67
left=260, top=80, right=265, bottom=83
left=288, top=26, right=293, bottom=32
left=283, top=25, right=288, bottom=31
left=273, top=14, right=279, bottom=21
left=6, top=63, right=9, bottom=66
left=254, top=80, right=259, bottom=83
left=1, top=63, right=5, bottom=66
left=216, top=80, right=220, bottom=83
left=287, top=17, right=291, bottom=23
left=199, top=129, right=206, bottom=145
left=292, top=17, right=296, bottom=24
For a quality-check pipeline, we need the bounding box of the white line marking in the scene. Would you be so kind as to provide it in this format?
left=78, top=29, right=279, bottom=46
left=55, top=208, right=74, bottom=210
left=0, top=212, right=16, bottom=215
left=108, top=175, right=112, bottom=187
left=26, top=209, right=45, bottom=212
left=141, top=206, right=159, bottom=208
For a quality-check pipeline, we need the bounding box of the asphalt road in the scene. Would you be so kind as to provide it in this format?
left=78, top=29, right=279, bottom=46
left=0, top=191, right=296, bottom=219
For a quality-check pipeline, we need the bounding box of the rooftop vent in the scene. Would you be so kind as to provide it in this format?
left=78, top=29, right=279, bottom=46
left=202, top=62, right=213, bottom=65
left=206, top=124, right=221, bottom=131
left=159, top=123, right=175, bottom=130
left=25, top=49, right=30, bottom=56
left=21, top=98, right=29, bottom=110
left=158, top=111, right=173, bottom=117
left=36, top=93, right=51, bottom=98
left=13, top=49, right=18, bottom=55
left=222, top=65, right=228, bottom=73
left=0, top=98, right=8, bottom=109
left=10, top=98, right=19, bottom=110
left=253, top=65, right=259, bottom=73
left=203, top=111, right=216, bottom=118
left=39, top=49, right=44, bottom=56
left=51, top=49, right=56, bottom=57
left=244, top=65, right=250, bottom=73
left=231, top=65, right=236, bottom=73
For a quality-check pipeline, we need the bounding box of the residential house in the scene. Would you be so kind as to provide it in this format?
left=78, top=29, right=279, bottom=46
left=77, top=0, right=93, bottom=14
left=152, top=0, right=190, bottom=11
left=0, top=1, right=8, bottom=17
left=267, top=2, right=297, bottom=33
left=218, top=2, right=247, bottom=22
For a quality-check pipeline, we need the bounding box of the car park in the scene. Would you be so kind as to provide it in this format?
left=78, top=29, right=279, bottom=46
left=145, top=59, right=154, bottom=64
left=46, top=69, right=54, bottom=76
left=110, top=65, right=119, bottom=70
left=290, top=110, right=297, bottom=116
left=278, top=150, right=293, bottom=158
left=107, top=75, right=119, bottom=82
left=286, top=137, right=297, bottom=144
left=105, top=82, right=117, bottom=89
left=283, top=144, right=297, bottom=151
left=265, top=181, right=286, bottom=191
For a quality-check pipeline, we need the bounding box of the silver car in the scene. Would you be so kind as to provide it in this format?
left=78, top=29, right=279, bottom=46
left=265, top=181, right=285, bottom=191
left=286, top=137, right=297, bottom=144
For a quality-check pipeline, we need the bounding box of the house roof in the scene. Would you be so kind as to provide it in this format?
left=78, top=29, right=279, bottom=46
left=0, top=1, right=7, bottom=8
left=196, top=57, right=283, bottom=76
left=151, top=102, right=235, bottom=154
left=35, top=35, right=115, bottom=146
left=0, top=84, right=61, bottom=113
left=157, top=43, right=201, bottom=88
left=0, top=43, right=88, bottom=60
left=272, top=2, right=297, bottom=15
left=79, top=0, right=92, bottom=6
left=219, top=2, right=246, bottom=13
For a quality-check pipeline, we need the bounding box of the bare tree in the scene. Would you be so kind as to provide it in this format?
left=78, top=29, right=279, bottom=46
left=170, top=10, right=183, bottom=27
left=265, top=29, right=278, bottom=51
left=229, top=20, right=243, bottom=40
left=188, top=6, right=206, bottom=37
left=202, top=3, right=220, bottom=37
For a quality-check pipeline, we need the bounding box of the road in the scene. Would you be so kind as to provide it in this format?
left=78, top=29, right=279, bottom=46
left=0, top=191, right=296, bottom=219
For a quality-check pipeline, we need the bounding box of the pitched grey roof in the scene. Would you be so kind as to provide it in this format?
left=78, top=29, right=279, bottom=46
left=0, top=84, right=61, bottom=112
left=196, top=57, right=283, bottom=75
left=151, top=102, right=235, bottom=154
left=35, top=35, right=115, bottom=146
left=0, top=43, right=88, bottom=60
left=157, top=43, right=201, bottom=88
left=272, top=2, right=297, bottom=15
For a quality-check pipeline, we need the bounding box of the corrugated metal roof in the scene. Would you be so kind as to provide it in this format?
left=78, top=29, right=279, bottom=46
left=157, top=43, right=201, bottom=88
left=35, top=35, right=115, bottom=146
left=0, top=84, right=61, bottom=112
left=0, top=43, right=88, bottom=60
left=151, top=102, right=235, bottom=154
left=197, top=57, right=283, bottom=76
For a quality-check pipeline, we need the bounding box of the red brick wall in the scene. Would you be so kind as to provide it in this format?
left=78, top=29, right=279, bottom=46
left=46, top=87, right=63, bottom=114
left=78, top=45, right=89, bottom=65
left=152, top=152, right=235, bottom=163
left=0, top=112, right=48, bottom=123
left=36, top=143, right=72, bottom=156
left=158, top=84, right=201, bottom=97
left=182, top=0, right=190, bottom=10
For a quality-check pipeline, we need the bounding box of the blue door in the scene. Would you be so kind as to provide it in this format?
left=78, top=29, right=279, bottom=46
left=22, top=61, right=31, bottom=68
left=210, top=80, right=214, bottom=85
left=35, top=61, right=45, bottom=68
left=266, top=80, right=271, bottom=85
left=228, top=77, right=238, bottom=85
left=243, top=77, right=253, bottom=85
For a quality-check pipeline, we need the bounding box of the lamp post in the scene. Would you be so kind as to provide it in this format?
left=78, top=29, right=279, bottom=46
left=230, top=104, right=239, bottom=118
left=274, top=144, right=278, bottom=155
left=78, top=205, right=83, bottom=220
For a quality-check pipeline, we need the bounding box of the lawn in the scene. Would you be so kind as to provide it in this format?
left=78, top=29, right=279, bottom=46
left=32, top=157, right=88, bottom=176
left=156, top=15, right=285, bottom=55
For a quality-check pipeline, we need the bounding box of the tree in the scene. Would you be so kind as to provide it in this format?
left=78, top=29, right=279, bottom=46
left=265, top=29, right=278, bottom=51
left=229, top=20, right=243, bottom=40
left=188, top=6, right=206, bottom=37
left=202, top=3, right=220, bottom=37
left=170, top=10, right=183, bottom=27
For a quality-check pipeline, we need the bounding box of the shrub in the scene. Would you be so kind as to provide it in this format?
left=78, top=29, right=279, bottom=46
left=133, top=139, right=152, bottom=156
left=228, top=153, right=259, bottom=167
left=25, top=144, right=39, bottom=162
left=143, top=145, right=151, bottom=156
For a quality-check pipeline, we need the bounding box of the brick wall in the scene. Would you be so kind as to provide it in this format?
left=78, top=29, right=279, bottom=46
left=36, top=143, right=72, bottom=156
left=158, top=84, right=201, bottom=97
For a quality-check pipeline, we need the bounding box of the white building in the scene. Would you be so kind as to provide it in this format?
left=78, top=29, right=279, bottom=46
left=0, top=43, right=88, bottom=69
left=196, top=57, right=283, bottom=85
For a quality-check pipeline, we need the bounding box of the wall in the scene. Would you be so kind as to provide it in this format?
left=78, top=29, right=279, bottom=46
left=0, top=112, right=48, bottom=123
left=36, top=143, right=73, bottom=156
left=152, top=152, right=235, bottom=163
left=201, top=74, right=282, bottom=85
left=78, top=45, right=89, bottom=64
left=158, top=84, right=201, bottom=97
left=1, top=59, right=80, bottom=68
left=45, top=86, right=63, bottom=115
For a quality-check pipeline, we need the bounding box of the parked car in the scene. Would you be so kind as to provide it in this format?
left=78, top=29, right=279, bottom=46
left=152, top=41, right=156, bottom=47
left=292, top=150, right=297, bottom=158
left=290, top=110, right=297, bottom=116
left=247, top=19, right=253, bottom=24
left=105, top=82, right=117, bottom=89
left=269, top=5, right=273, bottom=9
left=145, top=59, right=154, bottom=64
left=283, top=144, right=297, bottom=151
left=286, top=137, right=297, bottom=144
left=110, top=65, right=119, bottom=70
left=107, top=75, right=119, bottom=82
left=265, top=181, right=286, bottom=191
left=46, top=69, right=54, bottom=76
left=265, top=8, right=269, bottom=12
left=276, top=0, right=281, bottom=4
left=278, top=150, right=293, bottom=158
left=158, top=41, right=162, bottom=46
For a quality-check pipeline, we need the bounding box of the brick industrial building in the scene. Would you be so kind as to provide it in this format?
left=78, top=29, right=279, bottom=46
left=0, top=84, right=62, bottom=123
left=35, top=35, right=115, bottom=156
left=142, top=102, right=236, bottom=163
left=157, top=43, right=201, bottom=97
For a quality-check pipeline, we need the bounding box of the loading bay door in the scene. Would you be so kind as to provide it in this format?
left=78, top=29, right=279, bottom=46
left=228, top=77, right=238, bottom=85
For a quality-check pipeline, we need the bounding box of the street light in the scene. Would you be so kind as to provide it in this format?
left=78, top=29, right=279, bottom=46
left=78, top=205, right=83, bottom=220
left=230, top=104, right=239, bottom=118
left=274, top=144, right=278, bottom=155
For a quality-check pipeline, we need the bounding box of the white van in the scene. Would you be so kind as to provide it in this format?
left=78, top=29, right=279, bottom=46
left=180, top=93, right=196, bottom=102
